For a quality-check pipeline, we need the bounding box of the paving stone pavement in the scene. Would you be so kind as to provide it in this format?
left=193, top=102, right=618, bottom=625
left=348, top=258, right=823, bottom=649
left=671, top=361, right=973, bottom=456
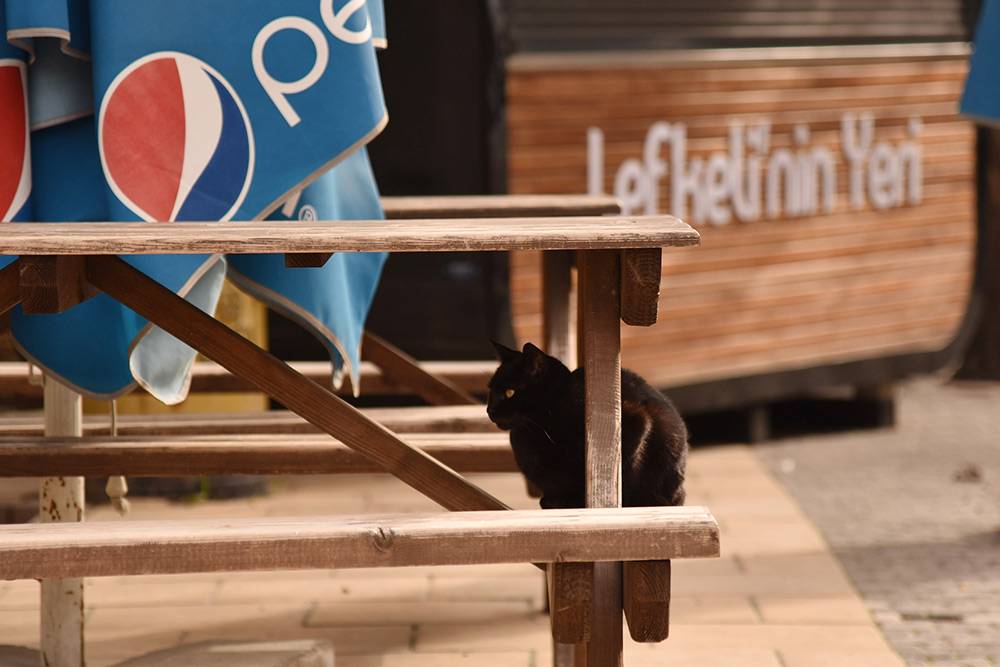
left=757, top=378, right=1000, bottom=667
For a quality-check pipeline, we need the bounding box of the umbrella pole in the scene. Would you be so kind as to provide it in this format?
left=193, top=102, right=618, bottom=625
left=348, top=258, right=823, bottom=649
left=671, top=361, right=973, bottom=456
left=39, top=376, right=85, bottom=667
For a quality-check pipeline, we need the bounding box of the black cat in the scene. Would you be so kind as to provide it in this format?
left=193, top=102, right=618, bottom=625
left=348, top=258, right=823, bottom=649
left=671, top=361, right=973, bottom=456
left=487, top=341, right=688, bottom=510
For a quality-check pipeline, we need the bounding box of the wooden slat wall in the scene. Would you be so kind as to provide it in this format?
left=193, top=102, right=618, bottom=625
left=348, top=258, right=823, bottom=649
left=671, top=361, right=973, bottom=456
left=507, top=49, right=975, bottom=390
left=505, top=0, right=967, bottom=51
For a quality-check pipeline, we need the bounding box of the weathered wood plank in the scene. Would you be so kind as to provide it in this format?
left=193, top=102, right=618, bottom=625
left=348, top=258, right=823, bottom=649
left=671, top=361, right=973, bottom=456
left=620, top=248, right=661, bottom=326
left=381, top=194, right=621, bottom=219
left=362, top=332, right=479, bottom=406
left=0, top=217, right=698, bottom=255
left=0, top=405, right=497, bottom=437
left=623, top=560, right=672, bottom=642
left=0, top=360, right=497, bottom=399
left=0, top=433, right=517, bottom=477
left=0, top=506, right=720, bottom=580
left=579, top=249, right=624, bottom=667
left=85, top=256, right=506, bottom=513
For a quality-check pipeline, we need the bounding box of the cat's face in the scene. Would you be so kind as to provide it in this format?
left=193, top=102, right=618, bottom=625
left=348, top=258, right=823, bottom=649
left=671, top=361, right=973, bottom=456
left=486, top=341, right=561, bottom=430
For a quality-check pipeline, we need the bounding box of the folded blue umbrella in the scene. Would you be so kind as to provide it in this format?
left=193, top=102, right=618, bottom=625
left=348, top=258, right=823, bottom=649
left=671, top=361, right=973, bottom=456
left=1, top=0, right=388, bottom=401
left=962, top=0, right=1000, bottom=123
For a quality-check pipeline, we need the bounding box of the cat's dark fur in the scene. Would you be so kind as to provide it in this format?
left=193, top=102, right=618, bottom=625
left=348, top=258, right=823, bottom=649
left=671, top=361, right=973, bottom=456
left=486, top=341, right=688, bottom=509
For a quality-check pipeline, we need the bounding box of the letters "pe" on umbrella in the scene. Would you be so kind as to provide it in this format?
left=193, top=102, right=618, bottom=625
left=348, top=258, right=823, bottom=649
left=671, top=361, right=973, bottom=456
left=252, top=0, right=372, bottom=127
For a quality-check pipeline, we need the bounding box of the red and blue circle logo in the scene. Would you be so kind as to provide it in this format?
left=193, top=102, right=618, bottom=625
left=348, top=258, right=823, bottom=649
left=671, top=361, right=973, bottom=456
left=0, top=60, right=30, bottom=223
left=99, top=52, right=255, bottom=222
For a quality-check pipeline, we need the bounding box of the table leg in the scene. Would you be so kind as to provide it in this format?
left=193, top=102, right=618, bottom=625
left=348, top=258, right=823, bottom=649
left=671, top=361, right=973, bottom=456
left=40, top=377, right=85, bottom=667
left=544, top=250, right=584, bottom=665
left=579, top=249, right=624, bottom=667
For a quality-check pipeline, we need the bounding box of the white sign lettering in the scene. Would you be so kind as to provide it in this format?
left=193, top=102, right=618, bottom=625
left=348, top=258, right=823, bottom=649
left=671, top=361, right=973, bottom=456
left=253, top=0, right=373, bottom=127
left=588, top=114, right=923, bottom=224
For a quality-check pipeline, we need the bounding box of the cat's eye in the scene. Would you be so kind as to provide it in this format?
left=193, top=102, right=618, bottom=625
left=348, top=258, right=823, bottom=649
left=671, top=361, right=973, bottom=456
left=504, top=388, right=515, bottom=399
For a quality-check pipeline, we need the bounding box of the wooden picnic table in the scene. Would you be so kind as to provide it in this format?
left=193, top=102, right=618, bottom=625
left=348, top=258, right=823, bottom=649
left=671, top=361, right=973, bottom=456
left=0, top=195, right=716, bottom=667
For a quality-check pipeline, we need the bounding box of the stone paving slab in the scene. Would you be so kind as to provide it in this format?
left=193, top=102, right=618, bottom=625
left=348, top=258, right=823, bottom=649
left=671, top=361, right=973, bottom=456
left=0, top=448, right=904, bottom=666
left=113, top=641, right=333, bottom=667
left=758, top=379, right=1000, bottom=666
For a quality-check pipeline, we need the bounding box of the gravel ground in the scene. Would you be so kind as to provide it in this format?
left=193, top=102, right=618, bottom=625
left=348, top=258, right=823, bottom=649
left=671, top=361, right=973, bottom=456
left=757, top=378, right=1000, bottom=667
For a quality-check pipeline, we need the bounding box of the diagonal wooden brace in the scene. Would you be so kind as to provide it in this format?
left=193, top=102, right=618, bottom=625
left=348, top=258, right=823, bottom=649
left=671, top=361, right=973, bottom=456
left=84, top=256, right=507, bottom=513
left=362, top=332, right=479, bottom=406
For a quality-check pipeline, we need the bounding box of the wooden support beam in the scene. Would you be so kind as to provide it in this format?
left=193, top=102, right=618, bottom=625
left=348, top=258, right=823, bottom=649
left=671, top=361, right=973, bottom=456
left=542, top=250, right=576, bottom=366
left=620, top=248, right=661, bottom=327
left=623, top=560, right=671, bottom=642
left=0, top=260, right=22, bottom=317
left=548, top=562, right=594, bottom=643
left=39, top=377, right=85, bottom=667
left=85, top=256, right=506, bottom=513
left=0, top=506, right=720, bottom=580
left=19, top=256, right=94, bottom=314
left=0, top=433, right=517, bottom=477
left=362, top=332, right=479, bottom=406
left=579, top=249, right=624, bottom=667
left=284, top=253, right=333, bottom=268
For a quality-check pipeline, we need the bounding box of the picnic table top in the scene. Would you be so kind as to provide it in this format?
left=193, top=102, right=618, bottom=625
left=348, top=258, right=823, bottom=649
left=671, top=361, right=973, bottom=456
left=0, top=215, right=698, bottom=255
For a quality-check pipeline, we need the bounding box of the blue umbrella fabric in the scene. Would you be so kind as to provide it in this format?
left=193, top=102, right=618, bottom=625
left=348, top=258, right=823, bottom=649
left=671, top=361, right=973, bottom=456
left=0, top=0, right=388, bottom=401
left=961, top=0, right=1000, bottom=124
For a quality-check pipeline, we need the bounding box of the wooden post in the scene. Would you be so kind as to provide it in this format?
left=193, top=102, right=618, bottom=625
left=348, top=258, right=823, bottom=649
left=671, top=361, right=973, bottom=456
left=544, top=249, right=591, bottom=665
left=40, top=376, right=85, bottom=667
left=542, top=250, right=576, bottom=367
left=579, top=250, right=624, bottom=667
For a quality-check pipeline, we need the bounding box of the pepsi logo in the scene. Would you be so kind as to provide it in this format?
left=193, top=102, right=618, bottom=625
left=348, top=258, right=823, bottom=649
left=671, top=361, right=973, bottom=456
left=99, top=52, right=255, bottom=222
left=0, top=60, right=30, bottom=222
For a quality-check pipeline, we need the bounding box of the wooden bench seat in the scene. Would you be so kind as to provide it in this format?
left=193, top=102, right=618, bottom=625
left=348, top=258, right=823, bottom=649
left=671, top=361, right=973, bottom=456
left=0, top=360, right=497, bottom=399
left=0, top=404, right=496, bottom=437
left=0, top=433, right=517, bottom=477
left=0, top=506, right=719, bottom=580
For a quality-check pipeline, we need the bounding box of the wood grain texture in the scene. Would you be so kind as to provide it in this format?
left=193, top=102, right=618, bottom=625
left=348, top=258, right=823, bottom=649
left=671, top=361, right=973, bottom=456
left=381, top=194, right=621, bottom=219
left=284, top=252, right=333, bottom=268
left=362, top=332, right=479, bottom=406
left=508, top=51, right=974, bottom=391
left=0, top=260, right=22, bottom=317
left=18, top=256, right=93, bottom=314
left=0, top=405, right=498, bottom=437
left=623, top=560, right=671, bottom=642
left=0, top=360, right=497, bottom=399
left=0, top=217, right=698, bottom=255
left=579, top=250, right=624, bottom=667
left=620, top=248, right=661, bottom=326
left=542, top=251, right=576, bottom=366
left=0, top=506, right=720, bottom=580
left=0, top=433, right=518, bottom=477
left=85, top=256, right=506, bottom=513
left=549, top=562, right=594, bottom=643
left=39, top=377, right=85, bottom=667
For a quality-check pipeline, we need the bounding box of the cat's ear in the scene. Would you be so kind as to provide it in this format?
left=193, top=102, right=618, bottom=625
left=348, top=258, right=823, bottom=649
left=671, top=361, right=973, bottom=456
left=491, top=340, right=520, bottom=363
left=522, top=342, right=548, bottom=376
left=522, top=342, right=545, bottom=358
